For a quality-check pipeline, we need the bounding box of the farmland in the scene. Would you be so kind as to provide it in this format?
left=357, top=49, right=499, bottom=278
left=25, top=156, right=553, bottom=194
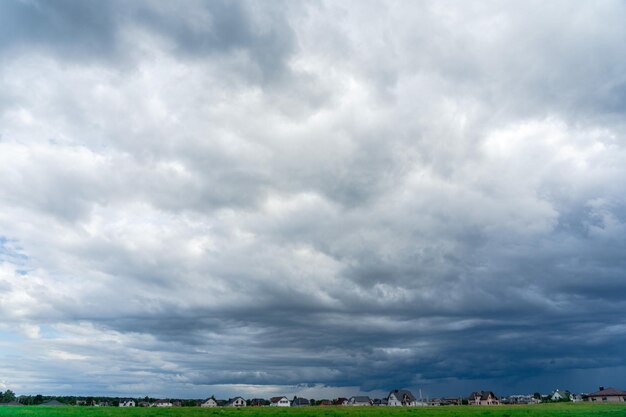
left=1, top=403, right=626, bottom=417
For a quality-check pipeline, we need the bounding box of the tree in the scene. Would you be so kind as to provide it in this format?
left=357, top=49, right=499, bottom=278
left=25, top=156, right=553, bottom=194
left=2, top=390, right=16, bottom=403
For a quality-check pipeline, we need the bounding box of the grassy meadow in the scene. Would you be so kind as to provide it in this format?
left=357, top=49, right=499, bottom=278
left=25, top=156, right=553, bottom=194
left=1, top=403, right=626, bottom=417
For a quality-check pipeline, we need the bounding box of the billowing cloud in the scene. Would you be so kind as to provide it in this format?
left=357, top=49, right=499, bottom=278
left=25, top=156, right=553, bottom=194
left=1, top=0, right=626, bottom=398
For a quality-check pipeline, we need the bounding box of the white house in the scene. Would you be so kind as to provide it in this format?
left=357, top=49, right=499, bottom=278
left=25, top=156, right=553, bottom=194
left=201, top=398, right=218, bottom=407
left=270, top=396, right=290, bottom=407
left=153, top=400, right=173, bottom=407
left=388, top=390, right=419, bottom=406
left=348, top=396, right=371, bottom=406
left=504, top=395, right=538, bottom=404
left=551, top=390, right=570, bottom=401
left=119, top=399, right=135, bottom=407
left=226, top=397, right=246, bottom=407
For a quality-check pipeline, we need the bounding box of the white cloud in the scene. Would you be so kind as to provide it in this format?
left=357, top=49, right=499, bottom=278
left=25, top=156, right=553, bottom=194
left=1, top=0, right=626, bottom=398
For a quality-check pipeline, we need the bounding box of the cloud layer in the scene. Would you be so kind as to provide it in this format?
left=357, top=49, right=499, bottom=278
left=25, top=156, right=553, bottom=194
left=1, top=0, right=626, bottom=398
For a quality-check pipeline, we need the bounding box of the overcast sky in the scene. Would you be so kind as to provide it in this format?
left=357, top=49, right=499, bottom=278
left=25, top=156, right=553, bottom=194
left=1, top=0, right=626, bottom=400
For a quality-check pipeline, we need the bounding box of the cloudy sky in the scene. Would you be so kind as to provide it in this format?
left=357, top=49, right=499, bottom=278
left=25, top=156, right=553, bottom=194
left=1, top=0, right=626, bottom=399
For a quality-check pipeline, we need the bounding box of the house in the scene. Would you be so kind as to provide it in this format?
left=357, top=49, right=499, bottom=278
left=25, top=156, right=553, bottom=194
left=226, top=397, right=246, bottom=407
left=201, top=398, right=218, bottom=407
left=250, top=398, right=266, bottom=406
left=153, top=399, right=173, bottom=407
left=318, top=400, right=333, bottom=406
left=348, top=396, right=372, bottom=406
left=119, top=399, right=135, bottom=407
left=551, top=389, right=570, bottom=401
left=442, top=397, right=461, bottom=405
left=291, top=397, right=310, bottom=406
left=138, top=401, right=152, bottom=407
left=429, top=397, right=460, bottom=406
left=372, top=398, right=388, bottom=406
left=503, top=395, right=537, bottom=405
left=571, top=394, right=583, bottom=402
left=270, top=396, right=291, bottom=407
left=468, top=391, right=499, bottom=405
left=0, top=401, right=23, bottom=406
left=333, top=397, right=349, bottom=405
left=587, top=387, right=626, bottom=403
left=40, top=400, right=65, bottom=406
left=388, top=389, right=419, bottom=406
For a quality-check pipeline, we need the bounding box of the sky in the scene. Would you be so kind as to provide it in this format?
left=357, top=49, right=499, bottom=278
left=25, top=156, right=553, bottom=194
left=1, top=0, right=626, bottom=400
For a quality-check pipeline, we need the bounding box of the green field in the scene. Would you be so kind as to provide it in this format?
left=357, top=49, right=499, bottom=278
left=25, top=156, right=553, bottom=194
left=1, top=404, right=626, bottom=417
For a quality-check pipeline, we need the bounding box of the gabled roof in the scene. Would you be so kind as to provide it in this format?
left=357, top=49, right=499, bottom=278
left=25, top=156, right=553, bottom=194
left=270, top=396, right=288, bottom=403
left=0, top=401, right=23, bottom=406
left=350, top=396, right=371, bottom=403
left=226, top=397, right=245, bottom=405
left=588, top=387, right=626, bottom=397
left=292, top=397, right=310, bottom=406
left=40, top=400, right=65, bottom=406
left=469, top=391, right=498, bottom=400
left=388, top=389, right=417, bottom=402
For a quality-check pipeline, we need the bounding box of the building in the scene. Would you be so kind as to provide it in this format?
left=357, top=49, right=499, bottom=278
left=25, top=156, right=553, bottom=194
left=587, top=387, right=626, bottom=403
left=503, top=395, right=537, bottom=405
left=119, top=399, right=135, bottom=407
left=291, top=397, right=310, bottom=407
left=250, top=398, right=266, bottom=406
left=201, top=398, right=218, bottom=407
left=429, top=397, right=461, bottom=406
left=40, top=400, right=65, bottom=406
left=0, top=401, right=23, bottom=406
left=226, top=397, right=246, bottom=407
left=388, top=389, right=419, bottom=406
left=348, top=396, right=372, bottom=406
left=270, top=397, right=290, bottom=407
left=468, top=391, right=499, bottom=406
left=333, top=397, right=348, bottom=405
left=153, top=400, right=173, bottom=407
left=550, top=389, right=570, bottom=401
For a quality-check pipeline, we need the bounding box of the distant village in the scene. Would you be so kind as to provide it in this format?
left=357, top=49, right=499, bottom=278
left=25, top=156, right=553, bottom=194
left=1, top=386, right=625, bottom=407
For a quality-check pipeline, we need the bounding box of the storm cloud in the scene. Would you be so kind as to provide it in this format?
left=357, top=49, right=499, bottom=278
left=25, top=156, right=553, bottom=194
left=1, top=0, right=626, bottom=398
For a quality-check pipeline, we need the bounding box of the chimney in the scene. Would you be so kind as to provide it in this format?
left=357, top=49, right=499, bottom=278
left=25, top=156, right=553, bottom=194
left=599, top=387, right=605, bottom=391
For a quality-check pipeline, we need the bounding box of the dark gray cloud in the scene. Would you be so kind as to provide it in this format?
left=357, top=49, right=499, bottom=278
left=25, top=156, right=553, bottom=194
left=0, top=0, right=295, bottom=82
left=0, top=0, right=120, bottom=58
left=1, top=0, right=626, bottom=400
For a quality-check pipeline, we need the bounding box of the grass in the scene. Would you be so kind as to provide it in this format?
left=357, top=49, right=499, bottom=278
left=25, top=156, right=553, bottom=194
left=1, top=403, right=626, bottom=417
